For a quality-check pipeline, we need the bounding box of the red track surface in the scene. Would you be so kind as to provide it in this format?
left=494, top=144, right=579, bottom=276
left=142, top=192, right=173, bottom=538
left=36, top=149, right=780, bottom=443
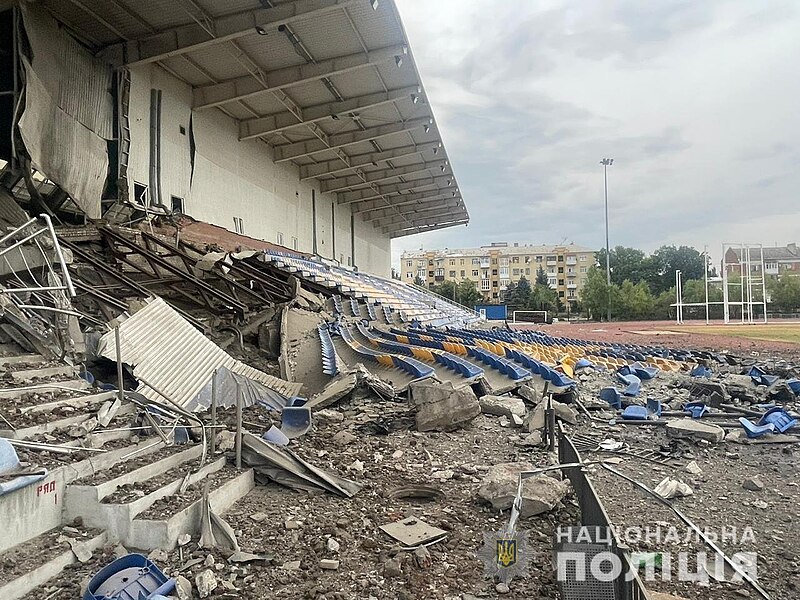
left=510, top=320, right=799, bottom=355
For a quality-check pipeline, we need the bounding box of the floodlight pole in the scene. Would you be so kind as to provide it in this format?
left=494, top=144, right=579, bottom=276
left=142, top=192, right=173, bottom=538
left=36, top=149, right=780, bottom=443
left=601, top=158, right=614, bottom=321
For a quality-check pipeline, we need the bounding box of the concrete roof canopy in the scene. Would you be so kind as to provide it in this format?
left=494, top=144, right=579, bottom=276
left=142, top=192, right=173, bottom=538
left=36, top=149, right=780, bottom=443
left=40, top=0, right=468, bottom=238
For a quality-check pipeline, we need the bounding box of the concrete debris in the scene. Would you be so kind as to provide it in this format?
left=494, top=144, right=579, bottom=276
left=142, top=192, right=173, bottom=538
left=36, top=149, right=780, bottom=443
left=332, top=430, right=357, bottom=445
left=68, top=539, right=93, bottom=563
left=524, top=400, right=578, bottom=431
left=477, top=462, right=569, bottom=517
left=383, top=556, right=403, bottom=578
left=195, top=569, right=218, bottom=598
left=379, top=516, right=447, bottom=546
left=308, top=372, right=358, bottom=409
left=665, top=419, right=725, bottom=443
left=327, top=537, right=340, bottom=552
left=314, top=408, right=345, bottom=423
left=742, top=477, right=765, bottom=492
left=479, top=394, right=527, bottom=418
left=517, top=384, right=541, bottom=405
left=520, top=431, right=543, bottom=446
left=174, top=575, right=193, bottom=600
left=654, top=478, right=694, bottom=499
left=250, top=512, right=269, bottom=523
left=320, top=558, right=340, bottom=570
left=684, top=461, right=703, bottom=475
left=410, top=380, right=481, bottom=432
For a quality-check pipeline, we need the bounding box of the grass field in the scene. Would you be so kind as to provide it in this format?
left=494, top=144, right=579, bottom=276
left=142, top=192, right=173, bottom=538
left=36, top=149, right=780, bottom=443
left=682, top=323, right=800, bottom=344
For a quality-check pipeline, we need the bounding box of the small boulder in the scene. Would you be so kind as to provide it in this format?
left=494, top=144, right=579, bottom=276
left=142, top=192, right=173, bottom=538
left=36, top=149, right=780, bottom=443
left=524, top=400, right=578, bottom=431
left=479, top=395, right=527, bottom=418
left=195, top=569, right=217, bottom=598
left=665, top=419, right=725, bottom=443
left=411, top=381, right=481, bottom=432
left=477, top=462, right=569, bottom=517
left=742, top=477, right=764, bottom=492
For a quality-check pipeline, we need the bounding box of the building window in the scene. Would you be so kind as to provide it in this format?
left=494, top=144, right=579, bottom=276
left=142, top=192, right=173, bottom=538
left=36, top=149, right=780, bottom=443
left=406, top=272, right=412, bottom=278
left=481, top=279, right=490, bottom=291
left=536, top=256, right=542, bottom=263
left=525, top=268, right=530, bottom=275
left=417, top=269, right=425, bottom=279
left=558, top=255, right=564, bottom=262
left=512, top=268, right=519, bottom=276
left=492, top=269, right=498, bottom=276
left=233, top=217, right=245, bottom=234
left=499, top=267, right=509, bottom=277
left=558, top=266, right=564, bottom=273
left=406, top=260, right=412, bottom=267
left=558, top=279, right=565, bottom=286
left=492, top=258, right=497, bottom=265
left=133, top=182, right=148, bottom=205
left=580, top=256, right=587, bottom=261
left=435, top=268, right=444, bottom=277
left=429, top=271, right=434, bottom=277
left=492, top=292, right=499, bottom=298
left=472, top=258, right=480, bottom=265
left=500, top=258, right=509, bottom=266
left=276, top=231, right=284, bottom=245
left=492, top=281, right=498, bottom=287
left=581, top=266, right=588, bottom=273
left=450, top=259, right=455, bottom=266
left=460, top=259, right=465, bottom=265
left=292, top=237, right=299, bottom=250
left=429, top=260, right=434, bottom=266
left=449, top=270, right=456, bottom=278
left=171, top=196, right=184, bottom=213
left=418, top=260, right=425, bottom=267
left=460, top=270, right=466, bottom=277
left=512, top=256, right=520, bottom=264
left=472, top=270, right=479, bottom=277
left=558, top=290, right=565, bottom=298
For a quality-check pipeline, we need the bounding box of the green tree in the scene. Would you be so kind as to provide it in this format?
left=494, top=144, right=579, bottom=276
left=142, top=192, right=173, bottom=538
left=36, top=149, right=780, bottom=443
left=616, top=280, right=656, bottom=320
left=509, top=276, right=532, bottom=310
left=414, top=275, right=425, bottom=287
left=768, top=275, right=800, bottom=312
left=580, top=266, right=616, bottom=321
left=648, top=245, right=706, bottom=294
left=528, top=282, right=558, bottom=313
left=535, top=266, right=548, bottom=286
left=456, top=279, right=482, bottom=310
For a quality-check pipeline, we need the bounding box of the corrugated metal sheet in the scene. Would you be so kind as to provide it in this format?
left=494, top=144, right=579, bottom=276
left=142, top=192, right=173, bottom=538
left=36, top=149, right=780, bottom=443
left=97, top=297, right=302, bottom=410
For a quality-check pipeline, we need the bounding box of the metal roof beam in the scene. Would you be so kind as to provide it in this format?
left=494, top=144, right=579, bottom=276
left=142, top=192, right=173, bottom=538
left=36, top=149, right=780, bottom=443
left=386, top=217, right=469, bottom=236
left=373, top=206, right=466, bottom=227
left=102, top=0, right=360, bottom=67
left=337, top=175, right=453, bottom=204
left=354, top=188, right=457, bottom=213
left=193, top=44, right=405, bottom=109
left=362, top=198, right=463, bottom=222
left=239, top=86, right=419, bottom=140
left=273, top=116, right=432, bottom=162
left=321, top=159, right=447, bottom=193
left=299, top=141, right=440, bottom=180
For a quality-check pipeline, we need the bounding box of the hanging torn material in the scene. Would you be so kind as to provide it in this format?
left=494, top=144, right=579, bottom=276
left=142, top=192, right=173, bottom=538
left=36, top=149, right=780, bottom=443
left=240, top=433, right=361, bottom=498
left=96, top=297, right=302, bottom=411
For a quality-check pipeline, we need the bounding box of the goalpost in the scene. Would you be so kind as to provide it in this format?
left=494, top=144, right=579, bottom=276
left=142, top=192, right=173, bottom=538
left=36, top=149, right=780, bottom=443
left=511, top=310, right=548, bottom=324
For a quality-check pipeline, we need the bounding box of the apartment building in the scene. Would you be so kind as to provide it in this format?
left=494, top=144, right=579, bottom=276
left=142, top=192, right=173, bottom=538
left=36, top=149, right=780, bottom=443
left=724, top=243, right=800, bottom=277
left=400, top=242, right=596, bottom=303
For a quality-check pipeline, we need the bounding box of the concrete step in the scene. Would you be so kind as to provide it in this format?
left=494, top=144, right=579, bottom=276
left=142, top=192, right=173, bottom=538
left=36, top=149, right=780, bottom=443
left=0, top=438, right=166, bottom=555
left=0, top=379, right=89, bottom=399
left=1, top=401, right=133, bottom=440
left=10, top=365, right=79, bottom=382
left=0, top=529, right=107, bottom=600
left=125, top=465, right=254, bottom=551
left=64, top=444, right=210, bottom=542
left=0, top=353, right=46, bottom=365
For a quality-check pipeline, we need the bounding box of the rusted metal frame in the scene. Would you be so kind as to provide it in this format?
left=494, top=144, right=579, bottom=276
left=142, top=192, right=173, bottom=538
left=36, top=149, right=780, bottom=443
left=224, top=258, right=293, bottom=300
left=98, top=227, right=247, bottom=319
left=60, top=239, right=206, bottom=330
left=140, top=233, right=218, bottom=311
left=141, top=232, right=267, bottom=306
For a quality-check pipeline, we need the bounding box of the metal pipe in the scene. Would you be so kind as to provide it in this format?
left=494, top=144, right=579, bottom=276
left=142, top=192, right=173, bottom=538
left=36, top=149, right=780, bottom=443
left=114, top=326, right=125, bottom=406
left=39, top=214, right=76, bottom=297
left=235, top=379, right=243, bottom=470
left=0, top=227, right=47, bottom=257
left=0, top=218, right=37, bottom=246
left=210, top=368, right=217, bottom=457
left=0, top=286, right=70, bottom=293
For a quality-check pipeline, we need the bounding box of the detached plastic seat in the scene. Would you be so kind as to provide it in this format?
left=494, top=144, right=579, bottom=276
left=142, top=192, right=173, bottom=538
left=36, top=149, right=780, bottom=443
left=787, top=378, right=800, bottom=395
left=599, top=387, right=622, bottom=409
left=622, top=405, right=648, bottom=420
left=83, top=554, right=175, bottom=600
left=759, top=407, right=798, bottom=433
left=690, top=365, right=712, bottom=378
left=616, top=372, right=641, bottom=397
left=739, top=417, right=775, bottom=438
left=683, top=401, right=708, bottom=419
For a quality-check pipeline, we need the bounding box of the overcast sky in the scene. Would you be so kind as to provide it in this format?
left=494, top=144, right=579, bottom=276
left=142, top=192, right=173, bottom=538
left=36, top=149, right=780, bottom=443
left=391, top=0, right=800, bottom=269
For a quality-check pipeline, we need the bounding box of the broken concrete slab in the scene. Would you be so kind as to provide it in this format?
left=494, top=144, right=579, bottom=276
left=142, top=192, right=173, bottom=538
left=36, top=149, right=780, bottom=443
left=523, top=400, right=578, bottom=431
left=477, top=462, right=569, bottom=517
left=379, top=516, right=447, bottom=546
left=517, top=384, right=541, bottom=405
left=665, top=418, right=725, bottom=443
left=479, top=395, right=527, bottom=418
left=307, top=371, right=357, bottom=410
left=410, top=380, right=480, bottom=432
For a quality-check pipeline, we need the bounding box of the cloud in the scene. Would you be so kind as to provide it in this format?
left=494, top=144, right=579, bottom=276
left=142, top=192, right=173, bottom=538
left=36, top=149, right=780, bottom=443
left=390, top=0, right=800, bottom=269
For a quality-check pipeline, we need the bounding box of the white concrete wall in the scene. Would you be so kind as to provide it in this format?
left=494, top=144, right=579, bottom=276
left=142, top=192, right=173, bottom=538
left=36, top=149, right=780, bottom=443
left=126, top=65, right=390, bottom=276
